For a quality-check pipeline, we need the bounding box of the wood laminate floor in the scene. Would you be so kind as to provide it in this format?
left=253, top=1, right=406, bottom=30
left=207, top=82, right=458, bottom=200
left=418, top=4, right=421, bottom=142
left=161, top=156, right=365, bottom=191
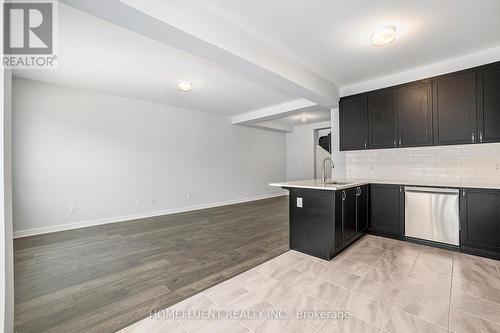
left=14, top=196, right=289, bottom=333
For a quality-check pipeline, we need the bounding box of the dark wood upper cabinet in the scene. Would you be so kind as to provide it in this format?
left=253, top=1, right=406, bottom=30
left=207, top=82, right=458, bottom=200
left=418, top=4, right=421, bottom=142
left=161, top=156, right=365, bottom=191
left=368, top=89, right=398, bottom=149
left=340, top=95, right=368, bottom=150
left=398, top=81, right=433, bottom=147
left=477, top=63, right=500, bottom=143
left=432, top=71, right=477, bottom=145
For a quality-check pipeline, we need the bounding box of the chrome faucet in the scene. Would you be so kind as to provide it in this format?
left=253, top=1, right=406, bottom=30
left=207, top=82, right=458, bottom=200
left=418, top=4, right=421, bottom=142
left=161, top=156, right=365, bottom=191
left=322, top=157, right=335, bottom=183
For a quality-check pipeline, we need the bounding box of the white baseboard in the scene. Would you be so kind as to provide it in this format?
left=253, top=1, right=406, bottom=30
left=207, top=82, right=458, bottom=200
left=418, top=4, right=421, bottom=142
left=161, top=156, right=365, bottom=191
left=13, top=192, right=289, bottom=239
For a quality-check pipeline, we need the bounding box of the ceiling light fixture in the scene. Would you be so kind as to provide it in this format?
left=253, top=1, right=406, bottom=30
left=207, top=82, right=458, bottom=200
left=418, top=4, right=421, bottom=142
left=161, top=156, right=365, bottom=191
left=301, top=117, right=307, bottom=122
left=177, top=81, right=192, bottom=91
left=371, top=26, right=397, bottom=46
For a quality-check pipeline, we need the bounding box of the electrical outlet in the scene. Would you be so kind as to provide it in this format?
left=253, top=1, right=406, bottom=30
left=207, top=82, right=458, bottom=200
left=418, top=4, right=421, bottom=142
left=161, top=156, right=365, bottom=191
left=296, top=197, right=303, bottom=208
left=151, top=198, right=158, bottom=205
left=68, top=203, right=76, bottom=214
left=186, top=193, right=191, bottom=200
left=136, top=198, right=143, bottom=207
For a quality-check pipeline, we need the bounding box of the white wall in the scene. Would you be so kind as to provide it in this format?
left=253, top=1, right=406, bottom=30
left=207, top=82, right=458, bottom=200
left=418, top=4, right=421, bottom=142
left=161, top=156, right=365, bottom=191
left=12, top=78, right=287, bottom=235
left=1, top=69, right=14, bottom=333
left=285, top=108, right=346, bottom=181
left=286, top=120, right=331, bottom=181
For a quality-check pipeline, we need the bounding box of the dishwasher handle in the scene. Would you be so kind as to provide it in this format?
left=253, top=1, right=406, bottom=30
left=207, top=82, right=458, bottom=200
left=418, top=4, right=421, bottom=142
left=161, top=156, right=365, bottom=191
left=405, top=186, right=459, bottom=195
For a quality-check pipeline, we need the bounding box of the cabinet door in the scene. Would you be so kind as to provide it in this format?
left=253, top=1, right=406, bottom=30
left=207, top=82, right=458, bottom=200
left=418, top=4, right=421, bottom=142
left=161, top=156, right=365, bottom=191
left=340, top=95, right=368, bottom=150
left=370, top=184, right=403, bottom=237
left=399, top=81, right=433, bottom=147
left=368, top=89, right=398, bottom=149
left=461, top=188, right=500, bottom=254
left=356, top=185, right=369, bottom=233
left=477, top=63, right=500, bottom=143
left=433, top=71, right=477, bottom=145
left=343, top=187, right=357, bottom=245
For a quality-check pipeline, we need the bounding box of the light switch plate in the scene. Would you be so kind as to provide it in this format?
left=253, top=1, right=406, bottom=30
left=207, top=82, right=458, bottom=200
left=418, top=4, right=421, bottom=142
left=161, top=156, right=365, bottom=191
left=296, top=197, right=303, bottom=208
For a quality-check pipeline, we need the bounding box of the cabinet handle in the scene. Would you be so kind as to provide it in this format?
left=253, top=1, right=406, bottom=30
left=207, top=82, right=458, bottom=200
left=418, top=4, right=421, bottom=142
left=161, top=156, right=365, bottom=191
left=364, top=141, right=367, bottom=149
left=393, top=139, right=397, bottom=147
left=399, top=138, right=402, bottom=147
left=462, top=189, right=466, bottom=197
left=480, top=132, right=483, bottom=143
left=355, top=187, right=360, bottom=196
left=472, top=133, right=475, bottom=143
left=342, top=190, right=346, bottom=200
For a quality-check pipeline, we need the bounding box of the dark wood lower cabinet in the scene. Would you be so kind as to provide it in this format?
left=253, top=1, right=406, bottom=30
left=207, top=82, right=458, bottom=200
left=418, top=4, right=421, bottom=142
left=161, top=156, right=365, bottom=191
left=460, top=188, right=500, bottom=259
left=370, top=184, right=404, bottom=239
left=287, top=184, right=500, bottom=262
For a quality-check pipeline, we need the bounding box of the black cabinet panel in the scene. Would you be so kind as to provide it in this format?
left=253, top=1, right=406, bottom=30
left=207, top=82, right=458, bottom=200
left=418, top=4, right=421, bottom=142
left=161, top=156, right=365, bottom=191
left=289, top=188, right=335, bottom=259
left=433, top=71, right=476, bottom=145
left=357, top=185, right=369, bottom=233
left=478, top=63, right=500, bottom=143
left=399, top=81, right=433, bottom=147
left=343, top=187, right=357, bottom=245
left=340, top=95, right=368, bottom=150
left=461, top=188, right=500, bottom=255
left=368, top=89, right=398, bottom=149
left=370, top=184, right=403, bottom=238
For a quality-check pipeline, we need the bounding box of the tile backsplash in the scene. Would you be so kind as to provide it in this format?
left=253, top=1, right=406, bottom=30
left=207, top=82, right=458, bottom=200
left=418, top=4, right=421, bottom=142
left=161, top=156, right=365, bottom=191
left=346, top=143, right=500, bottom=183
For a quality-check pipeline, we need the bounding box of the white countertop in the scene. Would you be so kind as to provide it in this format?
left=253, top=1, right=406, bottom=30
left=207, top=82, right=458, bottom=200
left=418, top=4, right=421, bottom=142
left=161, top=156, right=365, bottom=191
left=270, top=178, right=500, bottom=191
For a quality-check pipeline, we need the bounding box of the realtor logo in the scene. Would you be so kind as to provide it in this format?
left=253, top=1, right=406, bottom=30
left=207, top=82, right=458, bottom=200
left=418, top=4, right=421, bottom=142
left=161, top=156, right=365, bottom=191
left=2, top=0, right=57, bottom=68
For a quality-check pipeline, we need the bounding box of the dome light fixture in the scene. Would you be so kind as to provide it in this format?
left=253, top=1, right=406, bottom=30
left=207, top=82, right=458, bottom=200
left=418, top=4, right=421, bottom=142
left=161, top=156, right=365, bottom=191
left=371, top=26, right=397, bottom=46
left=177, top=81, right=192, bottom=91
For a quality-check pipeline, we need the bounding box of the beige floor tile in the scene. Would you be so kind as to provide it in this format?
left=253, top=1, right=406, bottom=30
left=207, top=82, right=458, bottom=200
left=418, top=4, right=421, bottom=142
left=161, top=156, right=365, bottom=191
left=348, top=244, right=388, bottom=257
left=230, top=269, right=272, bottom=292
left=302, top=279, right=351, bottom=308
left=290, top=250, right=330, bottom=266
left=413, top=256, right=453, bottom=275
left=294, top=259, right=330, bottom=278
left=365, top=267, right=407, bottom=289
left=317, top=315, right=381, bottom=333
left=122, top=317, right=186, bottom=333
left=253, top=260, right=287, bottom=278
left=344, top=252, right=382, bottom=266
left=254, top=318, right=316, bottom=333
left=451, top=292, right=500, bottom=325
left=251, top=279, right=297, bottom=306
left=354, top=279, right=400, bottom=306
left=452, top=270, right=500, bottom=305
left=401, top=276, right=451, bottom=303
left=204, top=281, right=251, bottom=307
left=418, top=247, right=455, bottom=265
left=330, top=258, right=373, bottom=277
left=408, top=266, right=452, bottom=287
left=274, top=268, right=318, bottom=289
left=320, top=265, right=364, bottom=290
left=454, top=256, right=500, bottom=279
left=272, top=251, right=306, bottom=267
left=190, top=318, right=249, bottom=333
left=384, top=308, right=448, bottom=333
left=383, top=249, right=419, bottom=265
left=170, top=294, right=219, bottom=330
left=345, top=292, right=392, bottom=328
left=375, top=257, right=413, bottom=276
left=450, top=308, right=500, bottom=333
left=395, top=290, right=450, bottom=328
left=357, top=237, right=394, bottom=250
left=222, top=293, right=278, bottom=330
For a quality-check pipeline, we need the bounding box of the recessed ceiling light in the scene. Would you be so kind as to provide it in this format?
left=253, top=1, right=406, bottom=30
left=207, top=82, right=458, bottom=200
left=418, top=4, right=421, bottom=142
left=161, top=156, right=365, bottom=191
left=371, top=26, right=397, bottom=46
left=177, top=81, right=192, bottom=91
left=301, top=117, right=307, bottom=122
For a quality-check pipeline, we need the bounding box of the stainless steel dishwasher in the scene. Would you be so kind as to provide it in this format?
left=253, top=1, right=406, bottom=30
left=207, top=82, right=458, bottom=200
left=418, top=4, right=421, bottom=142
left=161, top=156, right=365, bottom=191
left=404, top=186, right=460, bottom=246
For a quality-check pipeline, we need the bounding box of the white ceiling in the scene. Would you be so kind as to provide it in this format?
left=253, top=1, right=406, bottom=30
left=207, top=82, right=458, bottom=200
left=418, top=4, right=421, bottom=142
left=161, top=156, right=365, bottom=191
left=266, top=109, right=331, bottom=128
left=13, top=4, right=294, bottom=116
left=195, top=0, right=500, bottom=86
